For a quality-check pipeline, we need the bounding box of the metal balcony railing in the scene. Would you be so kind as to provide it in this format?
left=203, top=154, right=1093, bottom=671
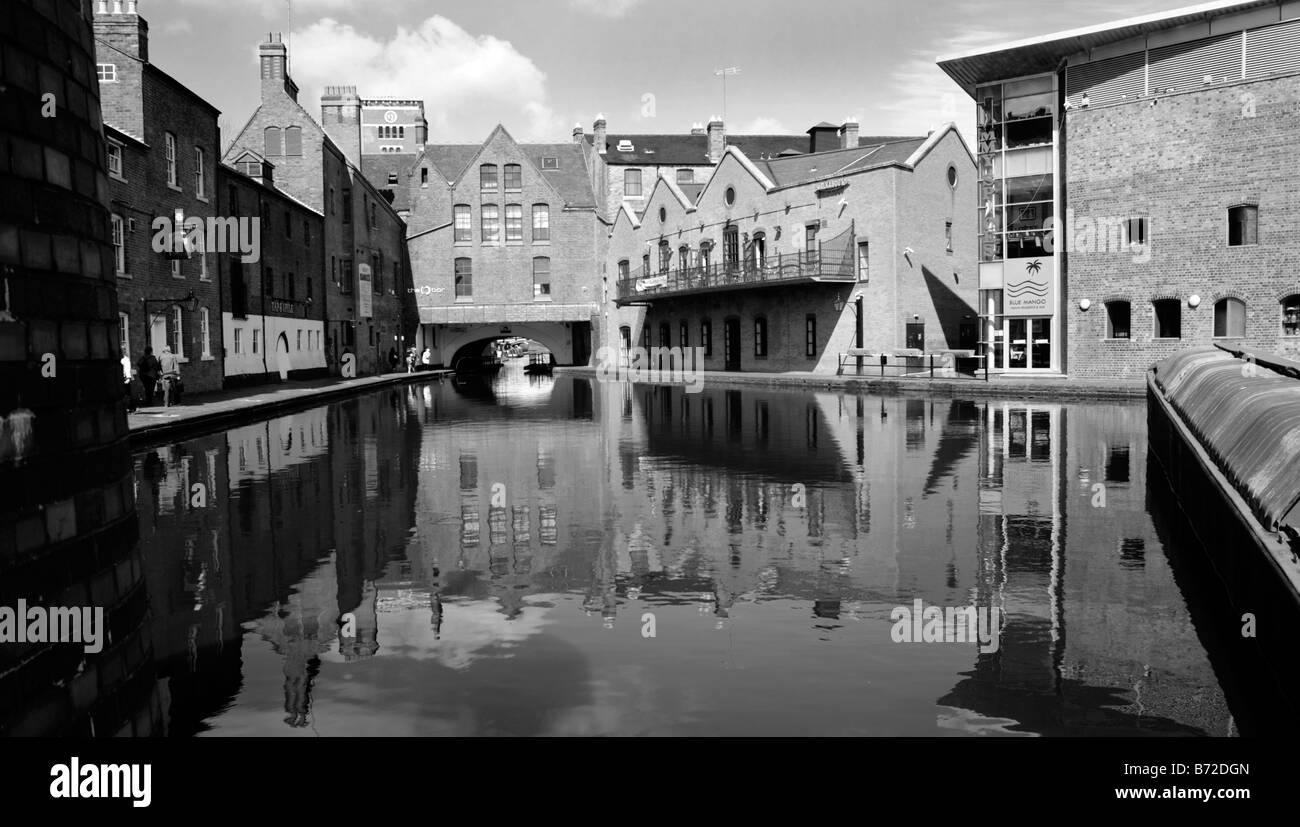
left=616, top=250, right=856, bottom=302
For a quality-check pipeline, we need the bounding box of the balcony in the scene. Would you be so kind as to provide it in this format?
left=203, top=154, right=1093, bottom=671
left=616, top=250, right=856, bottom=304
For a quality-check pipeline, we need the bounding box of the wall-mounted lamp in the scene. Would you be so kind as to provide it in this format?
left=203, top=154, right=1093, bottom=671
left=1188, top=294, right=1201, bottom=308
left=1079, top=298, right=1091, bottom=311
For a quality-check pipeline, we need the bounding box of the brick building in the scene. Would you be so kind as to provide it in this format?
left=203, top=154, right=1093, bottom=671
left=217, top=154, right=328, bottom=386
left=223, top=37, right=416, bottom=378
left=95, top=0, right=223, bottom=393
left=400, top=125, right=604, bottom=367
left=607, top=125, right=978, bottom=373
left=939, top=0, right=1300, bottom=380
left=1, top=0, right=159, bottom=736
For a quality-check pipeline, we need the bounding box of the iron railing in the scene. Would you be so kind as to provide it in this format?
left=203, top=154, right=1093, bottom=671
left=617, top=250, right=855, bottom=302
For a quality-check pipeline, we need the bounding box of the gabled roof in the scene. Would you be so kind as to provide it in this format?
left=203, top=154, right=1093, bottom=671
left=757, top=137, right=928, bottom=188
left=586, top=131, right=926, bottom=164
left=415, top=130, right=596, bottom=208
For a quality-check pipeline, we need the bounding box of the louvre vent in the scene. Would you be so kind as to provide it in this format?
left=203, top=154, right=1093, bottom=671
left=1246, top=17, right=1300, bottom=78
left=1148, top=32, right=1240, bottom=93
left=1066, top=50, right=1145, bottom=107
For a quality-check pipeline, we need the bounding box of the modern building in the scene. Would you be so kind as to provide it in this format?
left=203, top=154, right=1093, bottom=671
left=95, top=0, right=223, bottom=393
left=217, top=154, right=328, bottom=386
left=607, top=124, right=978, bottom=373
left=224, top=37, right=417, bottom=379
left=938, top=0, right=1300, bottom=380
left=400, top=125, right=605, bottom=367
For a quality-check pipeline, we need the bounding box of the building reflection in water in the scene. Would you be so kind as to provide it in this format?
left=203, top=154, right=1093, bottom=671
left=102, top=371, right=1279, bottom=735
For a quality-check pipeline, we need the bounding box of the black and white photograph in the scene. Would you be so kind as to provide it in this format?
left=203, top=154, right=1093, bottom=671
left=0, top=0, right=1291, bottom=809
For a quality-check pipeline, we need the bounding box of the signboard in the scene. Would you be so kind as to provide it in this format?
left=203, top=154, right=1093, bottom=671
left=357, top=263, right=372, bottom=318
left=635, top=274, right=667, bottom=291
left=1003, top=256, right=1053, bottom=315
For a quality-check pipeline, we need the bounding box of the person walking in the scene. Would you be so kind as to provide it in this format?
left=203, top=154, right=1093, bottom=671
left=387, top=346, right=399, bottom=373
left=159, top=345, right=181, bottom=407
left=421, top=347, right=432, bottom=370
left=137, top=347, right=160, bottom=407
left=406, top=347, right=417, bottom=373
left=121, top=353, right=138, bottom=412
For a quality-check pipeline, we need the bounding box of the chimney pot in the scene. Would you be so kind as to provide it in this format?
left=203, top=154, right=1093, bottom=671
left=112, top=0, right=123, bottom=13
left=127, top=0, right=138, bottom=13
left=707, top=118, right=725, bottom=163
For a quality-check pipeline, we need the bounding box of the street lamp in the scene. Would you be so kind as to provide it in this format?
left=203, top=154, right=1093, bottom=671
left=141, top=290, right=198, bottom=349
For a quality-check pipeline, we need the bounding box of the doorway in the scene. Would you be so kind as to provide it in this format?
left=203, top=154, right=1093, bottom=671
left=1007, top=317, right=1051, bottom=369
left=724, top=318, right=741, bottom=371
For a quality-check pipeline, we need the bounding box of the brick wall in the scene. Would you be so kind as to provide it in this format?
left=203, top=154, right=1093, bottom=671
left=0, top=0, right=159, bottom=737
left=1066, top=73, right=1300, bottom=380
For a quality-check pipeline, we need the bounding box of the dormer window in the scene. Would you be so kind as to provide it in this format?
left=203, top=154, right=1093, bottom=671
left=387, top=173, right=398, bottom=184
left=616, top=139, right=634, bottom=152
left=541, top=157, right=559, bottom=170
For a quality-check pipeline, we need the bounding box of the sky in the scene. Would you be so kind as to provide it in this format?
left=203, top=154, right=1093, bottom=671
left=138, top=0, right=1189, bottom=150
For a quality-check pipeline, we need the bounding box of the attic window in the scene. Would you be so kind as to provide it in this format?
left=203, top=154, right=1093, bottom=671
left=387, top=173, right=398, bottom=184
left=541, top=157, right=559, bottom=170
left=616, top=140, right=634, bottom=152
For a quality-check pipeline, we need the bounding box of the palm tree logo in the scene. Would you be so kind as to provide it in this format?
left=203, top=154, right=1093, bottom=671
left=1026, top=259, right=1043, bottom=275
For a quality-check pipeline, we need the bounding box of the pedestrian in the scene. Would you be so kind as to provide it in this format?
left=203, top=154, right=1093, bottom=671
left=137, top=347, right=159, bottom=407
left=388, top=346, right=399, bottom=373
left=406, top=347, right=417, bottom=373
left=120, top=353, right=138, bottom=412
left=159, top=345, right=181, bottom=407
left=421, top=347, right=432, bottom=370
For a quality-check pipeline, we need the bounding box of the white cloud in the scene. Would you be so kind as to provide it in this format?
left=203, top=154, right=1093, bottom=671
left=568, top=0, right=644, bottom=19
left=174, top=0, right=374, bottom=14
left=737, top=116, right=788, bottom=134
left=287, top=16, right=568, bottom=142
left=158, top=19, right=193, bottom=35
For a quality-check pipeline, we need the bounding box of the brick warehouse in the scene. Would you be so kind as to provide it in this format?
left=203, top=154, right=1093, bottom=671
left=94, top=0, right=223, bottom=394
left=0, top=0, right=159, bottom=736
left=217, top=153, right=328, bottom=386
left=607, top=125, right=978, bottom=374
left=399, top=124, right=603, bottom=367
left=223, top=37, right=416, bottom=379
left=939, top=0, right=1300, bottom=381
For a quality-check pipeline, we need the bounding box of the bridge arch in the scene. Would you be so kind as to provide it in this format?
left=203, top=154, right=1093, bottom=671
left=441, top=322, right=572, bottom=368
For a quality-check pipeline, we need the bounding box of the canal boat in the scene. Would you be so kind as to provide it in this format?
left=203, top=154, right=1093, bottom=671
left=524, top=352, right=554, bottom=375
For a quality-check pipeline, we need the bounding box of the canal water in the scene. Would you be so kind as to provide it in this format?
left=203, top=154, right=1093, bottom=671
left=127, top=362, right=1273, bottom=736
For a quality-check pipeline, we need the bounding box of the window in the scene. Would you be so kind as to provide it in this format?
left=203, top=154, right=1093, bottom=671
left=165, top=132, right=177, bottom=187
left=754, top=317, right=767, bottom=358
left=265, top=266, right=274, bottom=296
left=306, top=276, right=312, bottom=300
left=701, top=319, right=712, bottom=356
left=387, top=173, right=398, bottom=185
left=504, top=164, right=522, bottom=190
left=372, top=254, right=381, bottom=294
left=678, top=245, right=689, bottom=274
left=106, top=141, right=123, bottom=178
left=303, top=219, right=309, bottom=245
left=806, top=314, right=817, bottom=358
left=642, top=253, right=650, bottom=275
left=724, top=186, right=735, bottom=206
left=369, top=200, right=376, bottom=229
left=1154, top=299, right=1181, bottom=339
left=111, top=214, right=125, bottom=273
left=857, top=241, right=869, bottom=281
left=945, top=221, right=952, bottom=252
left=481, top=204, right=499, bottom=243
left=533, top=257, right=551, bottom=300
left=805, top=223, right=818, bottom=256
left=642, top=326, right=651, bottom=348
left=284, top=126, right=302, bottom=156
left=264, top=126, right=281, bottom=156
left=253, top=328, right=260, bottom=354
left=617, top=259, right=630, bottom=281
left=297, top=330, right=302, bottom=351
left=329, top=186, right=335, bottom=215
left=1105, top=300, right=1130, bottom=339
left=97, top=63, right=116, bottom=82
left=1214, top=297, right=1246, bottom=338
left=233, top=328, right=242, bottom=354
left=541, top=157, right=559, bottom=170
left=284, top=210, right=291, bottom=239
left=172, top=306, right=185, bottom=358
left=505, top=204, right=523, bottom=242
left=1126, top=217, right=1147, bottom=245
left=1284, top=295, right=1300, bottom=336
left=421, top=168, right=429, bottom=186
left=454, top=205, right=471, bottom=242
left=171, top=257, right=181, bottom=278
left=679, top=320, right=689, bottom=348
left=532, top=204, right=549, bottom=241
left=480, top=164, right=498, bottom=191
left=624, top=168, right=642, bottom=197
left=342, top=188, right=352, bottom=223
left=118, top=312, right=129, bottom=359
left=288, top=269, right=296, bottom=299
left=659, top=206, right=667, bottom=223
left=947, top=164, right=958, bottom=188
left=700, top=241, right=712, bottom=271
left=200, top=308, right=211, bottom=358
left=1228, top=205, right=1257, bottom=246
left=340, top=258, right=353, bottom=294
left=723, top=226, right=739, bottom=272
left=192, top=147, right=205, bottom=197
left=658, top=239, right=671, bottom=272
left=676, top=169, right=694, bottom=185
left=455, top=257, right=473, bottom=299
left=195, top=229, right=207, bottom=280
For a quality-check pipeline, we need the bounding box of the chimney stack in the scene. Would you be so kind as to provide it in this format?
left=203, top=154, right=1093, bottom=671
left=593, top=115, right=607, bottom=155
left=321, top=85, right=362, bottom=168
left=839, top=116, right=859, bottom=149
left=93, top=0, right=149, bottom=62
left=573, top=123, right=584, bottom=144
left=258, top=33, right=298, bottom=101
left=707, top=116, right=725, bottom=164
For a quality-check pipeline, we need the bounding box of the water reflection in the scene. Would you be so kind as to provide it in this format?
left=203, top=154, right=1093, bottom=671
left=106, top=373, right=1288, bottom=735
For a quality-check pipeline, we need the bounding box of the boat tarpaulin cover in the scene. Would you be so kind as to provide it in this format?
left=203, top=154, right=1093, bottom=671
left=1153, top=347, right=1300, bottom=534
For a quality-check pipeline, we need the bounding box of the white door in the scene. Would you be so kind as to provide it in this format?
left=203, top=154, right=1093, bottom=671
left=150, top=315, right=167, bottom=354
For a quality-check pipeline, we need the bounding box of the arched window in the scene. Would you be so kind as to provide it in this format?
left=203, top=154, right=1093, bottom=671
left=504, top=163, right=522, bottom=190
left=723, top=225, right=739, bottom=272
left=658, top=239, right=671, bottom=273
left=1283, top=295, right=1300, bottom=336
left=617, top=259, right=629, bottom=280
left=284, top=126, right=302, bottom=155
left=1214, top=297, right=1246, bottom=338
left=751, top=230, right=766, bottom=269
left=700, top=318, right=713, bottom=357
left=700, top=240, right=713, bottom=271
left=264, top=126, right=281, bottom=156
left=619, top=326, right=631, bottom=351
left=480, top=164, right=498, bottom=191
left=1153, top=299, right=1181, bottom=339
left=1105, top=300, right=1130, bottom=339
left=481, top=204, right=499, bottom=243
left=678, top=245, right=689, bottom=274
left=679, top=320, right=689, bottom=348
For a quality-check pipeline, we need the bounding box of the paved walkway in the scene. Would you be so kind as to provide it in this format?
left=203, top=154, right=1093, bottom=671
left=128, top=370, right=451, bottom=439
left=559, top=366, right=1146, bottom=400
